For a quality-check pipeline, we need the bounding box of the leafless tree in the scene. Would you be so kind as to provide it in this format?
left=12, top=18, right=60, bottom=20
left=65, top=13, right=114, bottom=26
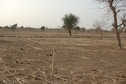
left=94, top=0, right=126, bottom=49
left=93, top=20, right=105, bottom=39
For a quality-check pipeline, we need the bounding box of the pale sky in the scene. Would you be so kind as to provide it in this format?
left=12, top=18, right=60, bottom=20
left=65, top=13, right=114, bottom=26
left=0, top=0, right=103, bottom=29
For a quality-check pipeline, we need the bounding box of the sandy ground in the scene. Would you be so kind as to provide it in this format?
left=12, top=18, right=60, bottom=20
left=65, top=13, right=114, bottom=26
left=0, top=30, right=126, bottom=84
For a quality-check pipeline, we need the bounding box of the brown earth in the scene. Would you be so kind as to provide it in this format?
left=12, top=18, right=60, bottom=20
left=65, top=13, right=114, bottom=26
left=0, top=30, right=126, bottom=84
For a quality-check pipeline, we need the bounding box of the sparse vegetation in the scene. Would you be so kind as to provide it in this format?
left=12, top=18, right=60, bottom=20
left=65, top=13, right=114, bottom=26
left=11, top=23, right=18, bottom=32
left=74, top=26, right=80, bottom=32
left=0, top=29, right=126, bottom=84
left=20, top=26, right=24, bottom=29
left=41, top=26, right=45, bottom=30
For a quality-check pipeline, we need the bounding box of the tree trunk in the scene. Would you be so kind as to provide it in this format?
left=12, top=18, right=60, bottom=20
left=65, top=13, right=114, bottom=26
left=109, top=0, right=122, bottom=49
left=116, top=30, right=122, bottom=49
left=68, top=29, right=72, bottom=36
left=110, top=5, right=122, bottom=49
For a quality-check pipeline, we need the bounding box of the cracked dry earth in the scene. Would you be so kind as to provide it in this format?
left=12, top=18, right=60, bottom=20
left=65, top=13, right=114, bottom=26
left=0, top=34, right=126, bottom=84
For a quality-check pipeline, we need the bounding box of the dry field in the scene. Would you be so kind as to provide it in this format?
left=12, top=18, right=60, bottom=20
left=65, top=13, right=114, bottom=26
left=0, top=29, right=126, bottom=84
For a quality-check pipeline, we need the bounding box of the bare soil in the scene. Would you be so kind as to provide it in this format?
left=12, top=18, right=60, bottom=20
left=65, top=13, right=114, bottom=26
left=0, top=30, right=126, bottom=84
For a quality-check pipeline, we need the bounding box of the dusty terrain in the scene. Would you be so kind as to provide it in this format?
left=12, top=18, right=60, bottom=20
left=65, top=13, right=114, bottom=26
left=0, top=29, right=126, bottom=84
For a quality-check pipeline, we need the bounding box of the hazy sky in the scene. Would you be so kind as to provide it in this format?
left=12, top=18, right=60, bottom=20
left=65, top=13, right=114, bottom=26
left=0, top=0, right=103, bottom=28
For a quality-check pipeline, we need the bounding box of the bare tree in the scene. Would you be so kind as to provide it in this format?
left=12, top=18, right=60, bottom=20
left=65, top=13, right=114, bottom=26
left=95, top=0, right=126, bottom=49
left=93, top=20, right=105, bottom=39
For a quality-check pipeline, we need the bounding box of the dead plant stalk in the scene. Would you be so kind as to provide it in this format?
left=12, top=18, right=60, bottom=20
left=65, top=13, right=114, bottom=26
left=51, top=49, right=55, bottom=83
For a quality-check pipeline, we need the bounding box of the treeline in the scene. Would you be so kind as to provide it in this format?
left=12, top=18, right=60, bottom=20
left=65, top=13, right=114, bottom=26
left=0, top=24, right=47, bottom=31
left=0, top=24, right=126, bottom=33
